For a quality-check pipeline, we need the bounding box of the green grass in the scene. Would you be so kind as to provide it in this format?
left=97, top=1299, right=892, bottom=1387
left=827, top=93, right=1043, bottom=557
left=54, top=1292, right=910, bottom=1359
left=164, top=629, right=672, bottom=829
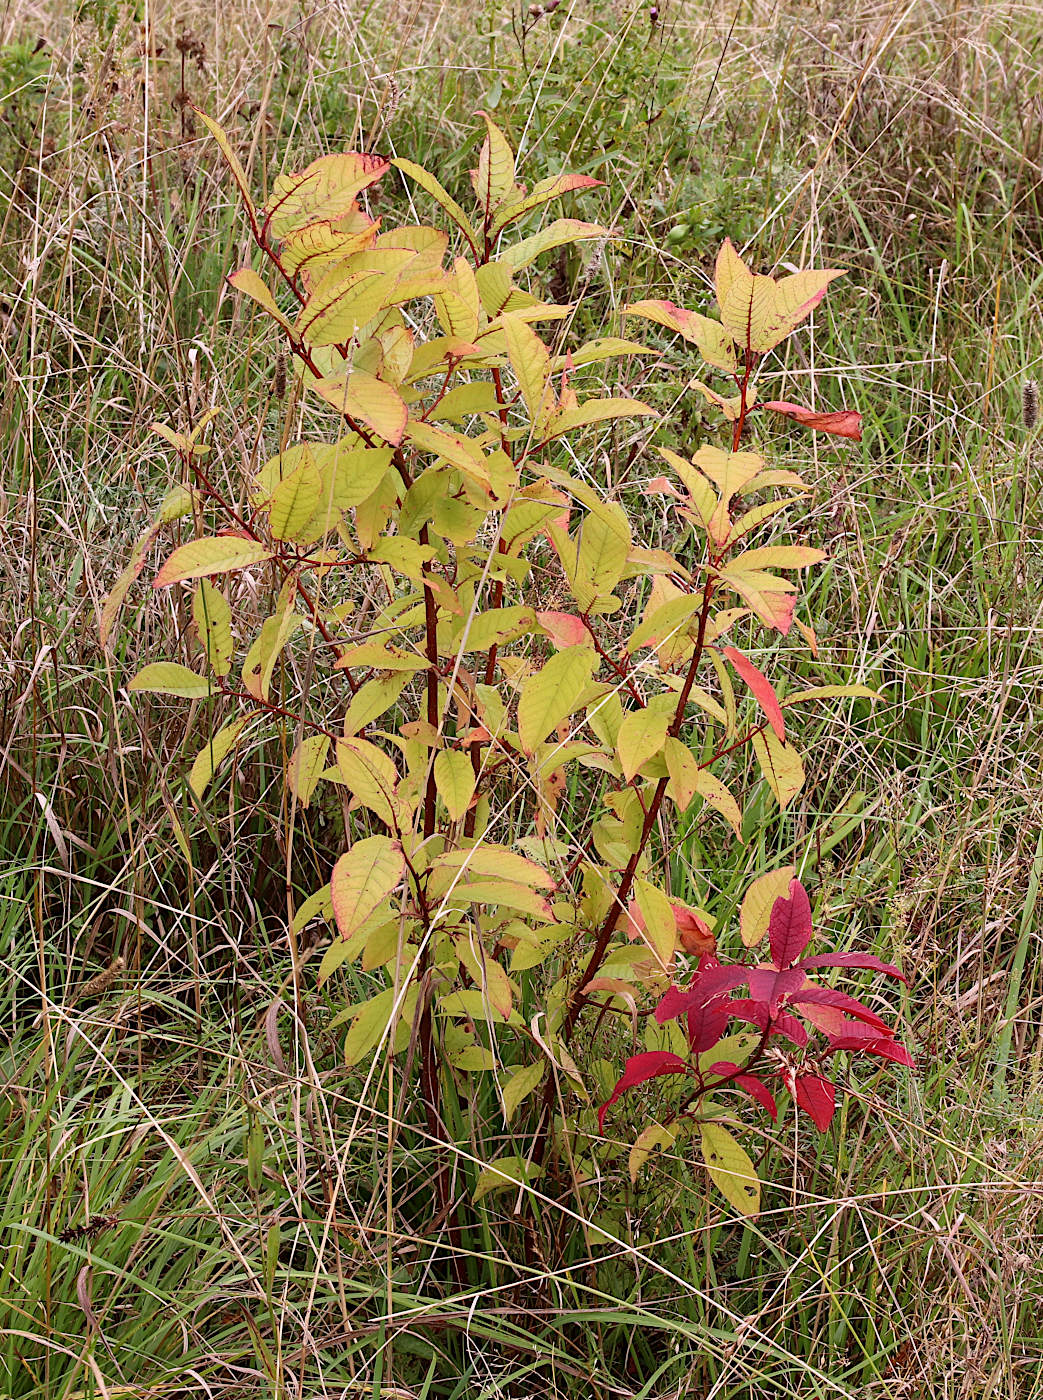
left=1, top=0, right=1042, bottom=1395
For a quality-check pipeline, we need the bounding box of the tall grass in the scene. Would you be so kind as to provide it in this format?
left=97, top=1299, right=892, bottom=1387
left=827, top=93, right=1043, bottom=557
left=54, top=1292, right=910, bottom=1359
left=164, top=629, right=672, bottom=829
left=1, top=0, right=1041, bottom=1394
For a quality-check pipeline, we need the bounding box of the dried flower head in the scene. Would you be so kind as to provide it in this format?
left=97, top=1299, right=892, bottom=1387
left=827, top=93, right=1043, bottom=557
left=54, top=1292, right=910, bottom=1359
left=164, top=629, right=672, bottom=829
left=1023, top=379, right=1039, bottom=431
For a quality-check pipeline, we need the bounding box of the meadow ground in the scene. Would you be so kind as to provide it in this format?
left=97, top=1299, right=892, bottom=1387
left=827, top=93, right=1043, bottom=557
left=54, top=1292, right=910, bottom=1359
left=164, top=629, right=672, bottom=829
left=1, top=0, right=1041, bottom=1395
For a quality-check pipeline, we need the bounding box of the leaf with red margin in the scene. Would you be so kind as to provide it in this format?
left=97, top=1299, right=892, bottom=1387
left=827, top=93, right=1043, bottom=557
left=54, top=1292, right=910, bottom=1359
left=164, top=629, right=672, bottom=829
left=710, top=1064, right=778, bottom=1120
left=794, top=1073, right=836, bottom=1130
left=536, top=610, right=591, bottom=650
left=597, top=1051, right=689, bottom=1133
left=798, top=952, right=905, bottom=980
left=769, top=879, right=814, bottom=969
left=722, top=645, right=786, bottom=741
left=761, top=401, right=862, bottom=441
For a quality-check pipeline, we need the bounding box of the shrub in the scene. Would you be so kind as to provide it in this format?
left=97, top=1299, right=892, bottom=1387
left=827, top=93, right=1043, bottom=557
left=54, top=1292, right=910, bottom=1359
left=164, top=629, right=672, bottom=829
left=111, top=111, right=909, bottom=1228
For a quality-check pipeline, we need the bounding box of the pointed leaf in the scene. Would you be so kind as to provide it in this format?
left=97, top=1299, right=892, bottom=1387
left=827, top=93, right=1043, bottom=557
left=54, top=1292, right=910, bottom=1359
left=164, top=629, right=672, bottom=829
left=768, top=878, right=813, bottom=969
left=740, top=866, right=797, bottom=948
left=192, top=580, right=233, bottom=677
left=287, top=733, right=330, bottom=808
left=517, top=646, right=596, bottom=753
left=330, top=836, right=405, bottom=944
left=751, top=728, right=805, bottom=809
left=128, top=662, right=215, bottom=699
left=500, top=1062, right=545, bottom=1124
left=597, top=1051, right=689, bottom=1133
left=793, top=1072, right=836, bottom=1131
left=761, top=400, right=862, bottom=440
left=700, top=1121, right=761, bottom=1216
left=616, top=708, right=670, bottom=782
left=722, top=645, right=785, bottom=741
left=500, top=219, right=608, bottom=270
left=310, top=371, right=408, bottom=444
left=624, top=299, right=737, bottom=372
left=154, top=536, right=273, bottom=588
left=628, top=1122, right=678, bottom=1184
left=434, top=749, right=477, bottom=821
left=188, top=715, right=252, bottom=798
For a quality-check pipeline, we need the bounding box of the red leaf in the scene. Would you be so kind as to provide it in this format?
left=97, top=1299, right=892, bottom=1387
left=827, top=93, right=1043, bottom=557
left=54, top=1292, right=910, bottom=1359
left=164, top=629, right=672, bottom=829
left=722, top=645, right=785, bottom=741
left=799, top=952, right=905, bottom=981
left=769, top=879, right=813, bottom=969
left=685, top=997, right=733, bottom=1053
left=597, top=1051, right=689, bottom=1133
left=788, top=986, right=891, bottom=1032
left=761, top=401, right=862, bottom=441
left=794, top=1072, right=836, bottom=1130
left=673, top=902, right=717, bottom=957
left=728, top=999, right=809, bottom=1047
left=654, top=965, right=749, bottom=1025
left=748, top=965, right=807, bottom=1010
left=709, top=1063, right=779, bottom=1120
left=537, top=610, right=590, bottom=650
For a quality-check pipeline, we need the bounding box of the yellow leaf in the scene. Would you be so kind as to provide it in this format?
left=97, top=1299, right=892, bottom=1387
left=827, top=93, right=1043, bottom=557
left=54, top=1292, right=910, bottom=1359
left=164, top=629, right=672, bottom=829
left=196, top=110, right=256, bottom=219
left=500, top=1061, right=545, bottom=1124
left=624, top=299, right=737, bottom=373
left=700, top=1121, right=761, bottom=1216
left=268, top=457, right=323, bottom=541
left=154, top=536, right=273, bottom=588
left=241, top=586, right=300, bottom=702
left=287, top=734, right=330, bottom=808
left=500, top=219, right=608, bottom=270
left=433, top=846, right=555, bottom=890
left=616, top=709, right=670, bottom=782
left=692, top=769, right=744, bottom=841
left=296, top=266, right=395, bottom=346
left=740, top=865, right=796, bottom=948
left=227, top=266, right=291, bottom=331
left=629, top=1122, right=678, bottom=1185
left=472, top=112, right=517, bottom=212
left=192, top=580, right=233, bottom=677
left=571, top=500, right=631, bottom=611
left=334, top=738, right=400, bottom=826
left=392, top=157, right=481, bottom=254
left=517, top=645, right=596, bottom=753
left=330, top=835, right=405, bottom=943
left=188, top=716, right=252, bottom=798
left=263, top=151, right=389, bottom=241
left=310, top=371, right=408, bottom=445
left=633, top=880, right=677, bottom=972
left=751, top=727, right=805, bottom=809
left=342, top=673, right=410, bottom=736
left=502, top=314, right=554, bottom=425
left=128, top=662, right=214, bottom=699
left=434, top=749, right=476, bottom=822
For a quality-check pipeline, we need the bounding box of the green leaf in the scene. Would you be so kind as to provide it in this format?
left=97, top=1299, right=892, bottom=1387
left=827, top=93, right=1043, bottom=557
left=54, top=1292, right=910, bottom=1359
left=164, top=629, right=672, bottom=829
left=700, top=1121, right=761, bottom=1216
left=287, top=734, right=330, bottom=808
left=342, top=983, right=418, bottom=1066
left=500, top=1061, right=545, bottom=1124
left=433, top=845, right=555, bottom=889
left=434, top=749, right=476, bottom=822
left=517, top=646, right=596, bottom=753
left=616, top=708, right=670, bottom=782
left=500, top=219, right=607, bottom=270
left=473, top=1153, right=541, bottom=1203
left=128, top=662, right=215, bottom=699
left=154, top=537, right=273, bottom=588
left=330, top=836, right=405, bottom=943
left=192, top=580, right=233, bottom=677
left=188, top=715, right=252, bottom=797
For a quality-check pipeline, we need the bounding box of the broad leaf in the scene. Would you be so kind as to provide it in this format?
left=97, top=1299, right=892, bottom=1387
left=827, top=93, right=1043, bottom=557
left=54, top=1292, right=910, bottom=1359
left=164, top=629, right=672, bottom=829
left=740, top=866, right=796, bottom=948
left=517, top=646, right=596, bottom=753
left=154, top=536, right=273, bottom=587
left=128, top=662, right=214, bottom=699
left=751, top=728, right=805, bottom=809
left=597, top=1051, right=689, bottom=1133
left=434, top=749, right=477, bottom=821
left=330, top=836, right=405, bottom=943
left=768, top=878, right=813, bottom=969
left=699, top=1121, right=761, bottom=1216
